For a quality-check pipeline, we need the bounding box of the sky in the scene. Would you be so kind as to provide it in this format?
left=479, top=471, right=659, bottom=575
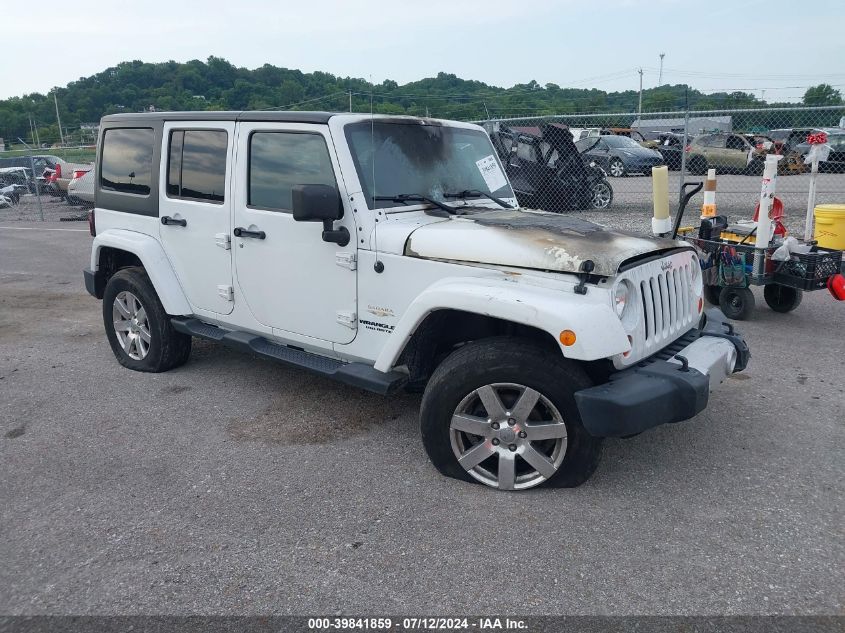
left=2, top=0, right=844, bottom=103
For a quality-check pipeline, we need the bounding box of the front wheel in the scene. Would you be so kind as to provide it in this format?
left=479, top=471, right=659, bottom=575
left=589, top=179, right=613, bottom=209
left=103, top=267, right=192, bottom=372
left=420, top=337, right=603, bottom=491
left=608, top=158, right=626, bottom=177
left=764, top=284, right=802, bottom=313
left=719, top=286, right=755, bottom=320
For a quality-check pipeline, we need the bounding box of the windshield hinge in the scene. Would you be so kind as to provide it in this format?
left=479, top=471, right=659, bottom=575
left=335, top=252, right=357, bottom=270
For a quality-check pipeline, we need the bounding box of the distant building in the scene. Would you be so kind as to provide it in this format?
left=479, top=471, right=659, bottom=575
left=632, top=115, right=732, bottom=135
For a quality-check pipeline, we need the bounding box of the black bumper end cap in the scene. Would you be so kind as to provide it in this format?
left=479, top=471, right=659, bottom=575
left=83, top=268, right=105, bottom=299
left=575, top=361, right=710, bottom=438
left=701, top=307, right=751, bottom=372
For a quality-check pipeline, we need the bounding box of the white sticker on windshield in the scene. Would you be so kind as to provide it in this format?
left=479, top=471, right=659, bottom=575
left=476, top=154, right=507, bottom=192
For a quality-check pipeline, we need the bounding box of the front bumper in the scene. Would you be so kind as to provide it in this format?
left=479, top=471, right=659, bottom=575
left=574, top=308, right=749, bottom=437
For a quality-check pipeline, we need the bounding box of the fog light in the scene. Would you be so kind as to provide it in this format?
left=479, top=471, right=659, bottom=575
left=559, top=330, right=577, bottom=346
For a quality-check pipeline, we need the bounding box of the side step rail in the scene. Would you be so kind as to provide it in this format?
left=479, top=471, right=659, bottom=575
left=171, top=318, right=407, bottom=396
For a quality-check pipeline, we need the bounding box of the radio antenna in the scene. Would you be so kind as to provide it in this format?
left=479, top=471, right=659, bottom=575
left=370, top=76, right=384, bottom=273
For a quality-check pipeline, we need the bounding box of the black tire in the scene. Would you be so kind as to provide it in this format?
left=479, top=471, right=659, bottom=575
left=703, top=285, right=722, bottom=306
left=719, top=286, right=755, bottom=320
left=102, top=267, right=191, bottom=372
left=608, top=158, right=626, bottom=178
left=689, top=155, right=707, bottom=175
left=764, top=284, right=803, bottom=313
left=420, top=336, right=603, bottom=490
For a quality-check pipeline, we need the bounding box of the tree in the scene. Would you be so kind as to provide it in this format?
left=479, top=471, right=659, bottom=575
left=803, top=84, right=842, bottom=106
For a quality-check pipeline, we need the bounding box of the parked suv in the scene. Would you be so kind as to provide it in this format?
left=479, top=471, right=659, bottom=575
left=83, top=111, right=748, bottom=491
left=686, top=132, right=768, bottom=175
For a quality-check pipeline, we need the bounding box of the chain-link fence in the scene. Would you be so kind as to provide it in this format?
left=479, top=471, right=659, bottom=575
left=3, top=102, right=844, bottom=230
left=473, top=105, right=845, bottom=235
left=0, top=140, right=97, bottom=220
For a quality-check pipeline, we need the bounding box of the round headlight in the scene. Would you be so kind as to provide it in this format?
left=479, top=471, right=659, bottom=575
left=613, top=281, right=630, bottom=317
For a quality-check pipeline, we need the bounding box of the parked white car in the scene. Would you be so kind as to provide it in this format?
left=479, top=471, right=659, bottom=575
left=83, top=112, right=749, bottom=491
left=67, top=169, right=95, bottom=206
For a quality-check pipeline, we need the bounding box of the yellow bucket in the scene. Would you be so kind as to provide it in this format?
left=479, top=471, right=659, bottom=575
left=813, top=204, right=845, bottom=250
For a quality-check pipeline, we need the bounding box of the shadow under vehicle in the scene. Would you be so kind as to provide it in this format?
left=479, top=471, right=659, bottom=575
left=485, top=122, right=613, bottom=211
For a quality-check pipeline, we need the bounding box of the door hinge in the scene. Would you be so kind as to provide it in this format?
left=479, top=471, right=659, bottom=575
left=217, top=285, right=234, bottom=302
left=215, top=233, right=231, bottom=250
left=335, top=252, right=357, bottom=270
left=336, top=310, right=357, bottom=328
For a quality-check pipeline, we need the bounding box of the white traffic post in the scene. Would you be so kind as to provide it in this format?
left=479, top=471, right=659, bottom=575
left=754, top=154, right=781, bottom=275
left=804, top=131, right=830, bottom=242
left=700, top=169, right=717, bottom=219
left=651, top=165, right=671, bottom=236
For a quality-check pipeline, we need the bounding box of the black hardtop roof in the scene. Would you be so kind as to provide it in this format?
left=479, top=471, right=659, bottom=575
left=100, top=110, right=336, bottom=124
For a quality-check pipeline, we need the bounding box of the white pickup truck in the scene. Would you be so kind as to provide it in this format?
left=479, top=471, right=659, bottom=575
left=83, top=112, right=749, bottom=491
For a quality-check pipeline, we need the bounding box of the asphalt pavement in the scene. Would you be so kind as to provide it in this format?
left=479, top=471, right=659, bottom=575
left=0, top=222, right=842, bottom=615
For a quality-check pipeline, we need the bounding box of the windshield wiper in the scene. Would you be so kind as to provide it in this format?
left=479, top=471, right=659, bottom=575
left=373, top=194, right=456, bottom=217
left=443, top=189, right=514, bottom=209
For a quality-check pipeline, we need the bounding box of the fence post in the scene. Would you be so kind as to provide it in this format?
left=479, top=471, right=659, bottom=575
left=677, top=107, right=690, bottom=208
left=17, top=137, right=45, bottom=221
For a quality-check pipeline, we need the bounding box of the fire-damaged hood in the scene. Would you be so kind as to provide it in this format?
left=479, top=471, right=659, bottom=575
left=403, top=209, right=689, bottom=276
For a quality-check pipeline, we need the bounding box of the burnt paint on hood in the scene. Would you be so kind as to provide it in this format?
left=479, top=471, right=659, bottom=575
left=404, top=208, right=689, bottom=276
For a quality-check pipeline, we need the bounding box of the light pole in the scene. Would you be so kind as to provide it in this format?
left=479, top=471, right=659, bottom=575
left=637, top=68, right=643, bottom=121
left=53, top=91, right=65, bottom=147
left=658, top=53, right=665, bottom=85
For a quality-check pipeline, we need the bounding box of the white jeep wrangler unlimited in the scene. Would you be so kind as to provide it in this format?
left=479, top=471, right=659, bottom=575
left=84, top=111, right=749, bottom=491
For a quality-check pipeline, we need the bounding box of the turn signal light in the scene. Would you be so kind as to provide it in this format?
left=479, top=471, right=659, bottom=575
left=828, top=274, right=845, bottom=301
left=559, top=330, right=577, bottom=346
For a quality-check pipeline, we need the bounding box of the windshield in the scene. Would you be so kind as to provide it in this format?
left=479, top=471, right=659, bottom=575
left=827, top=134, right=845, bottom=151
left=345, top=120, right=514, bottom=210
left=602, top=135, right=642, bottom=149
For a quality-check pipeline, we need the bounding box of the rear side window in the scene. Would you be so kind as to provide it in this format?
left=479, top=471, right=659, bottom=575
left=167, top=130, right=228, bottom=203
left=248, top=132, right=336, bottom=211
left=100, top=128, right=154, bottom=195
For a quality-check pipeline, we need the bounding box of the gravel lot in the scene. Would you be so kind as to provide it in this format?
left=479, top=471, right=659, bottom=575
left=0, top=217, right=843, bottom=616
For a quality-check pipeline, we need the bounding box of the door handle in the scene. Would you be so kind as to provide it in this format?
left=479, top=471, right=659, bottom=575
left=161, top=216, right=187, bottom=227
left=234, top=227, right=266, bottom=240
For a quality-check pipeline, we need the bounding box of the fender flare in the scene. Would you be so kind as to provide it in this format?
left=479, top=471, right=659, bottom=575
left=373, top=276, right=629, bottom=372
left=91, top=229, right=192, bottom=315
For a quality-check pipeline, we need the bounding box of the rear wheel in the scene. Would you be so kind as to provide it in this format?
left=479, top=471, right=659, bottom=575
left=608, top=158, right=626, bottom=177
left=764, top=283, right=803, bottom=313
left=103, top=267, right=191, bottom=372
left=689, top=155, right=707, bottom=175
left=719, top=286, right=755, bottom=320
left=420, top=337, right=603, bottom=490
left=590, top=180, right=613, bottom=209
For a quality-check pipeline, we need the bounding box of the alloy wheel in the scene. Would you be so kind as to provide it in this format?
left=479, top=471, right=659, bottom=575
left=449, top=383, right=568, bottom=490
left=112, top=291, right=151, bottom=360
left=591, top=182, right=612, bottom=209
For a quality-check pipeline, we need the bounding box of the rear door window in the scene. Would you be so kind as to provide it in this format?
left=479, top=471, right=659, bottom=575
left=166, top=129, right=228, bottom=203
left=100, top=128, right=154, bottom=195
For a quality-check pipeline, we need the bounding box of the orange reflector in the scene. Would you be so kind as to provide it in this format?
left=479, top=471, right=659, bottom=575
left=622, top=335, right=633, bottom=357
left=698, top=297, right=704, bottom=313
left=559, top=330, right=577, bottom=346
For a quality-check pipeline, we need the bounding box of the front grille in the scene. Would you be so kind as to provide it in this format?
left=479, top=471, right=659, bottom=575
left=616, top=251, right=699, bottom=367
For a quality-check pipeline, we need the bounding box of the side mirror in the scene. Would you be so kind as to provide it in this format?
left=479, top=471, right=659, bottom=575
left=291, top=184, right=349, bottom=247
left=292, top=184, right=342, bottom=222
